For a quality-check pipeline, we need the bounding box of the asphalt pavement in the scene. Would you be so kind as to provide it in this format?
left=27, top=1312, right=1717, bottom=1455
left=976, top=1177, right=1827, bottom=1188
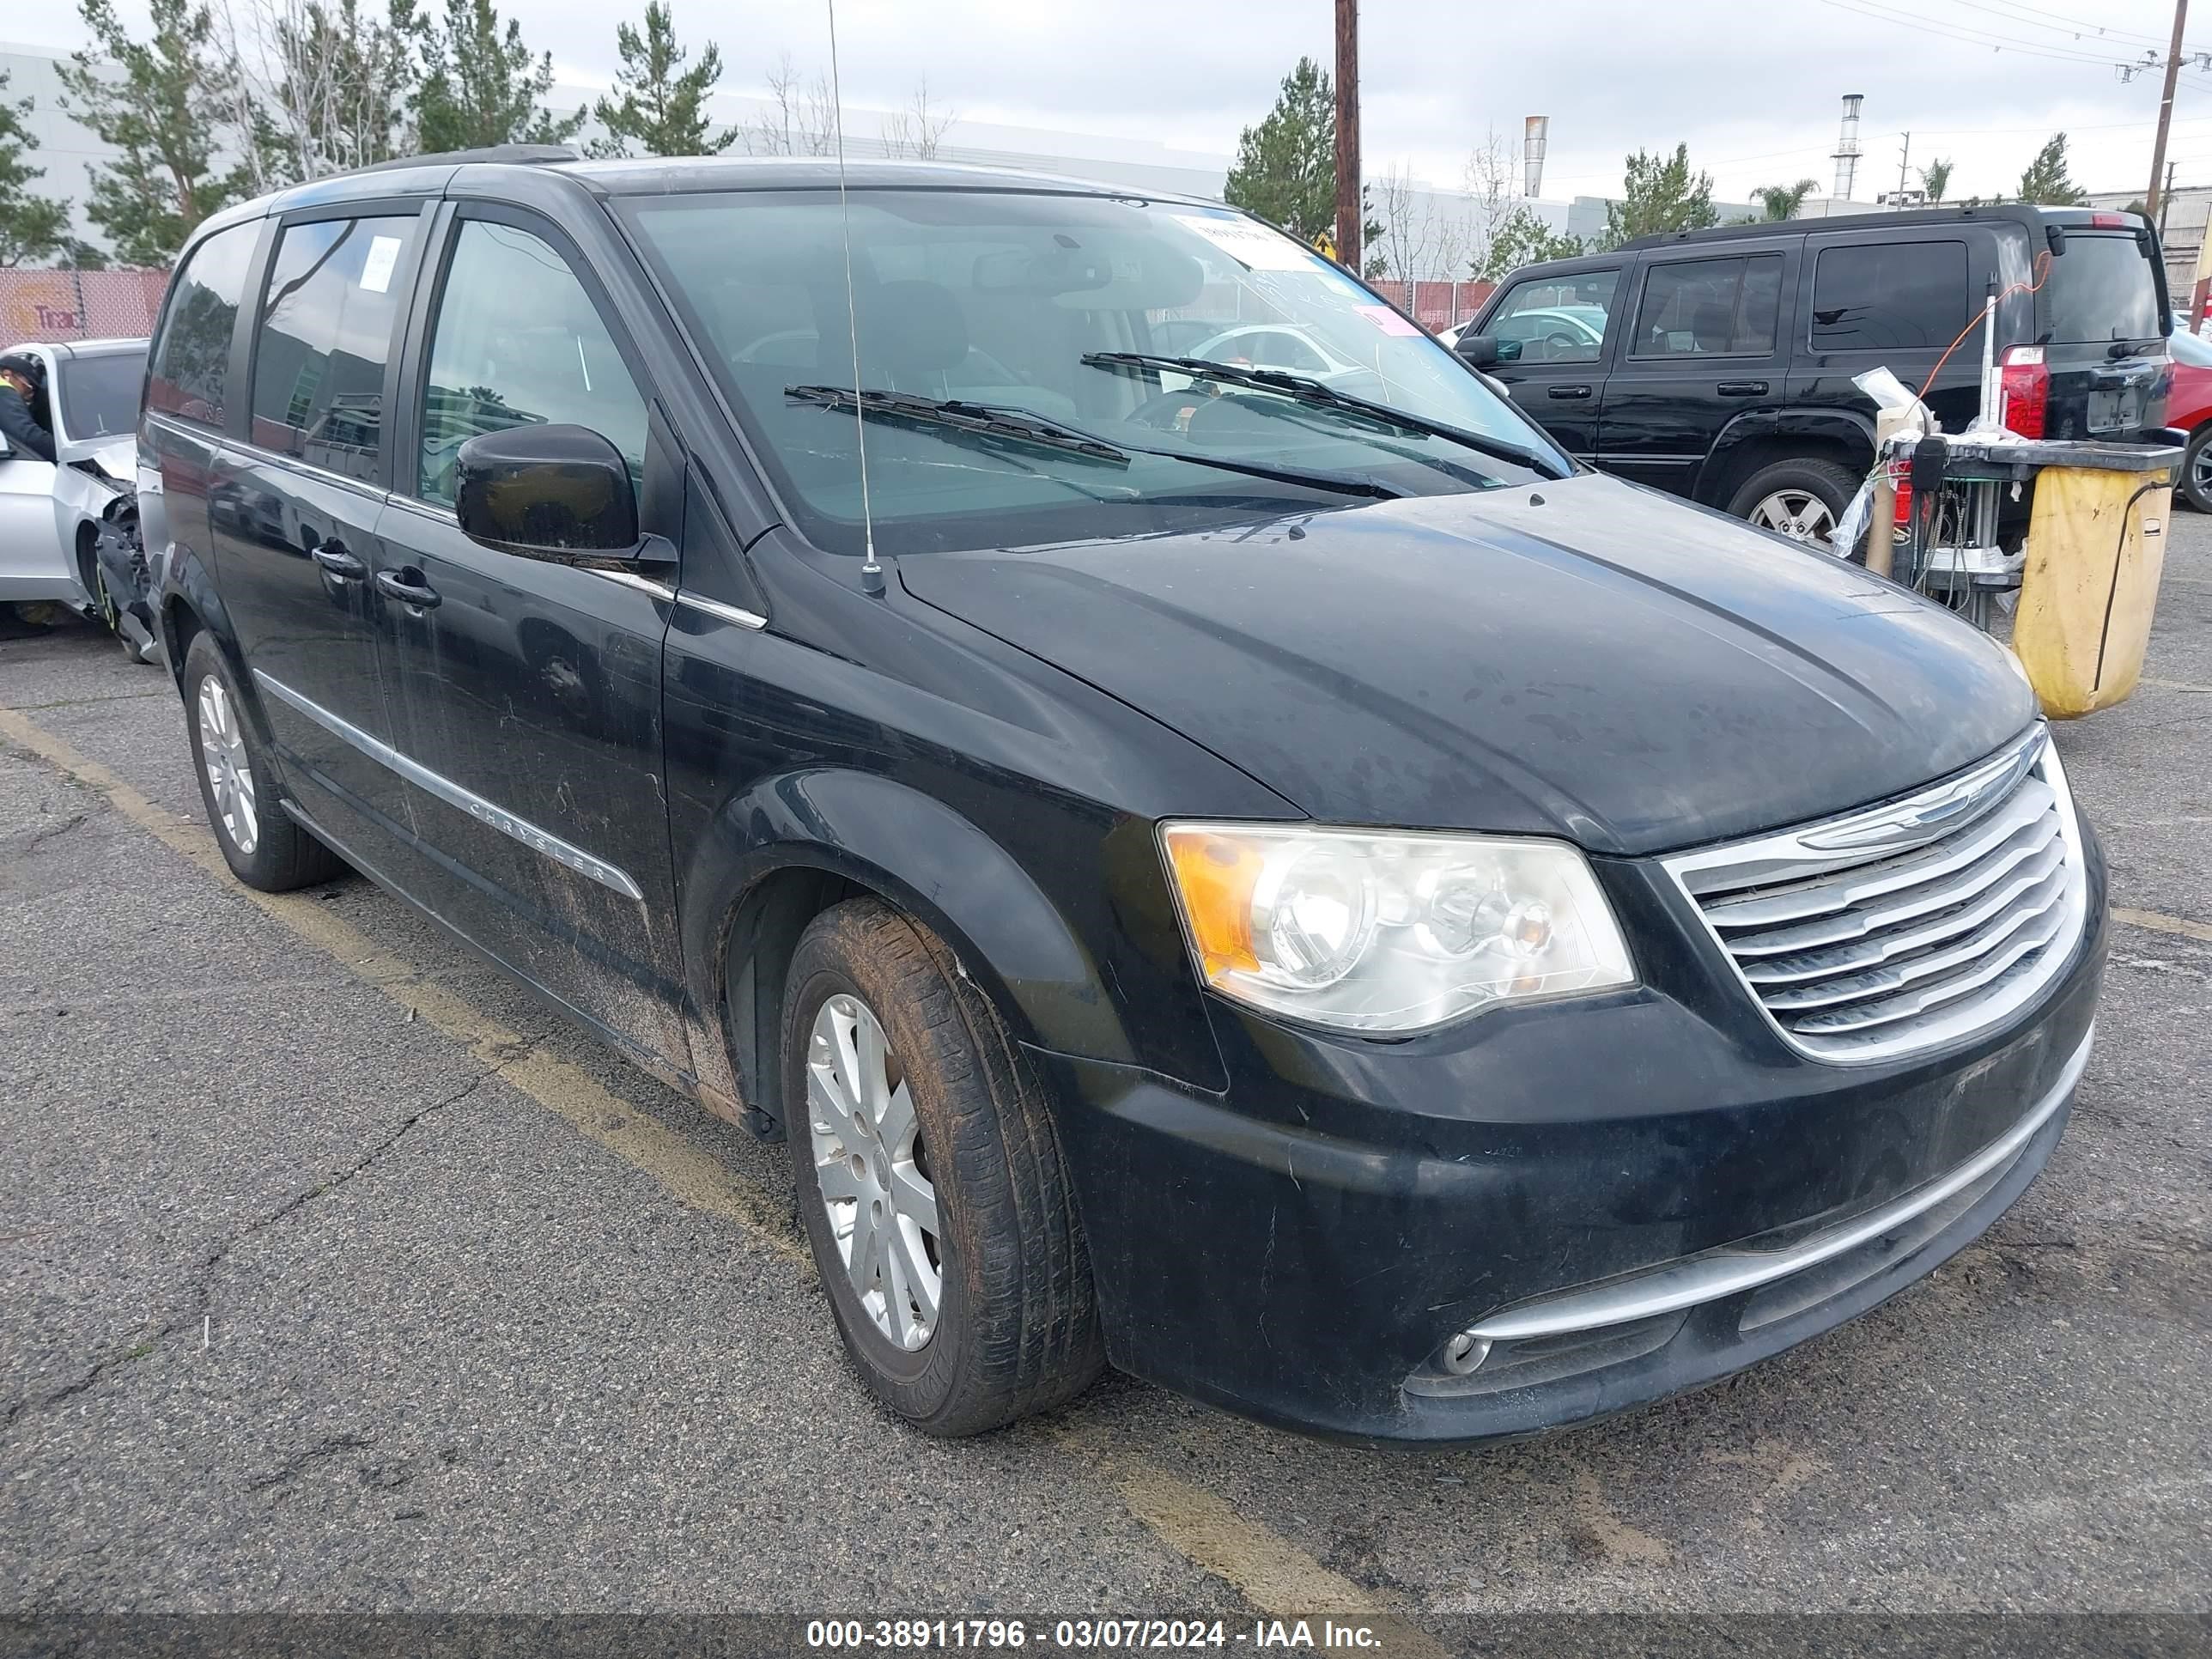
left=3, top=515, right=2209, bottom=1645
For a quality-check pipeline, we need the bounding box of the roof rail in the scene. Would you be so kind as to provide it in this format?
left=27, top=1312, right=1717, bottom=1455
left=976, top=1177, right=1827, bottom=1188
left=341, top=144, right=580, bottom=179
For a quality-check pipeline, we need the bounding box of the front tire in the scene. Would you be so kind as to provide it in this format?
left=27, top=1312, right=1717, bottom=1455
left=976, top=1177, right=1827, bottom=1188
left=783, top=897, right=1104, bottom=1436
left=1729, top=457, right=1860, bottom=550
left=2182, top=426, right=2212, bottom=514
left=181, top=632, right=345, bottom=891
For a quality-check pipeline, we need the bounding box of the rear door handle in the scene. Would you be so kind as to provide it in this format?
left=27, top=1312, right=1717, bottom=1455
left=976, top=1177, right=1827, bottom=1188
left=375, top=568, right=441, bottom=610
left=1547, top=384, right=1593, bottom=398
left=1717, top=380, right=1770, bottom=397
left=309, top=540, right=366, bottom=580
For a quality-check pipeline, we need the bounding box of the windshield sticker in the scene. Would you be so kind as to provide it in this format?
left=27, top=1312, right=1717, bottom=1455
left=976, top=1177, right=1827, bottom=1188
left=1173, top=214, right=1324, bottom=272
left=360, top=235, right=404, bottom=295
left=1353, top=305, right=1421, bottom=337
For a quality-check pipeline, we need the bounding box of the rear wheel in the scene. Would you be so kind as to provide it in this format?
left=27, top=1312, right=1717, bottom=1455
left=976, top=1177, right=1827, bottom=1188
left=1728, top=458, right=1860, bottom=551
left=2182, top=426, right=2212, bottom=514
left=181, top=632, right=345, bottom=891
left=784, top=897, right=1104, bottom=1436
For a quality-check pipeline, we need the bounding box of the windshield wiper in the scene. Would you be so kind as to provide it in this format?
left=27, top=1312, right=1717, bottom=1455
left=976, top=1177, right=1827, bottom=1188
left=1079, top=351, right=1569, bottom=479
left=789, top=386, right=1403, bottom=501
left=786, top=386, right=1132, bottom=465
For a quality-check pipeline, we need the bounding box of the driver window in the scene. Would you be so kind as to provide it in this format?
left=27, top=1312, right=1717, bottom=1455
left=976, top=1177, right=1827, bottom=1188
left=1486, top=270, right=1618, bottom=363
left=416, top=220, right=647, bottom=508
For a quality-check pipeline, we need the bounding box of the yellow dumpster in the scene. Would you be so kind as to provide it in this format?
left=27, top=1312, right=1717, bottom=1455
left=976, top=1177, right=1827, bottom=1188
left=2012, top=443, right=2179, bottom=720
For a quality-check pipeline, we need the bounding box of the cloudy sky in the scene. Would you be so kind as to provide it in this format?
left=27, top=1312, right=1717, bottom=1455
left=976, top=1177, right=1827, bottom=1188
left=15, top=0, right=2212, bottom=204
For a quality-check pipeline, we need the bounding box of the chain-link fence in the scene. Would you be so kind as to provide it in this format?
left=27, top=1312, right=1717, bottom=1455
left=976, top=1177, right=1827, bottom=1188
left=0, top=265, right=170, bottom=344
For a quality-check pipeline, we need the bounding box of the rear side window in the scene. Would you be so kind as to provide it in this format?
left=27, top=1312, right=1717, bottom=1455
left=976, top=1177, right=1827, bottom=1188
left=1631, top=254, right=1782, bottom=357
left=1810, top=240, right=1969, bottom=351
left=2041, top=232, right=2160, bottom=344
left=251, top=216, right=418, bottom=483
left=415, top=219, right=648, bottom=508
left=148, top=222, right=260, bottom=428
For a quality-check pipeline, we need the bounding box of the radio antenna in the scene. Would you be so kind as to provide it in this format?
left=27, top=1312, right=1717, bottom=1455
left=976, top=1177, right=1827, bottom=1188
left=824, top=0, right=883, bottom=592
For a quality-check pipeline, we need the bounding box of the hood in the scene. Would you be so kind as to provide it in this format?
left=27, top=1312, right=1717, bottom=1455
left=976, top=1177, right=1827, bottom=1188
left=59, top=434, right=137, bottom=482
left=896, top=476, right=2036, bottom=856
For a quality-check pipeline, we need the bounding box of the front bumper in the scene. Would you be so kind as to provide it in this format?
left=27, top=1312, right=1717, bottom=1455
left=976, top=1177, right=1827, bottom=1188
left=1034, top=831, right=2106, bottom=1445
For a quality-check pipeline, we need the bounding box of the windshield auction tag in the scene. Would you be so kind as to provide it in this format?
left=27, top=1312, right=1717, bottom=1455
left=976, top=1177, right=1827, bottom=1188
left=360, top=235, right=404, bottom=295
left=1173, top=214, right=1325, bottom=272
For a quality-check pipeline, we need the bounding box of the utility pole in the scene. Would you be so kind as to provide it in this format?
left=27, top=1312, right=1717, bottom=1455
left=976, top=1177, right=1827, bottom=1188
left=2162, top=160, right=2179, bottom=236
left=1334, top=0, right=1361, bottom=274
left=2148, top=0, right=2190, bottom=222
left=1897, top=131, right=1911, bottom=198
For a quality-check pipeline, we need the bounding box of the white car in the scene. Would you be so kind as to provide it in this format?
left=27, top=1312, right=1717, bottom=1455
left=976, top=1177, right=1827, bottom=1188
left=0, top=337, right=146, bottom=619
left=1188, top=322, right=1370, bottom=383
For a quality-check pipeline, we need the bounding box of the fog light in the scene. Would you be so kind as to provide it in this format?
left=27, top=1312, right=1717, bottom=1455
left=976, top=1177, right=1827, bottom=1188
left=1442, top=1331, right=1492, bottom=1375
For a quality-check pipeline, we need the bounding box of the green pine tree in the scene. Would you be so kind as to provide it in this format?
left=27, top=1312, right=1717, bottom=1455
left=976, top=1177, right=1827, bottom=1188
left=2017, top=134, right=2087, bottom=205
left=1224, top=57, right=1336, bottom=243
left=1596, top=144, right=1717, bottom=252
left=57, top=0, right=240, bottom=265
left=588, top=2, right=735, bottom=158
left=0, top=69, right=72, bottom=267
left=1923, top=157, right=1954, bottom=203
left=400, top=0, right=584, bottom=154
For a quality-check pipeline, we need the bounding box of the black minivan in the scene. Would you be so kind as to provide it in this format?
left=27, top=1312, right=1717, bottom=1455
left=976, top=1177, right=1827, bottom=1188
left=143, top=150, right=2105, bottom=1444
left=1456, top=204, right=2172, bottom=547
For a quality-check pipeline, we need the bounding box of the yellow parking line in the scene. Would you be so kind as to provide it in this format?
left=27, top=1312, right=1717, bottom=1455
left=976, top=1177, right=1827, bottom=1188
left=2113, top=906, right=2212, bottom=944
left=0, top=702, right=1444, bottom=1644
left=0, top=703, right=808, bottom=1268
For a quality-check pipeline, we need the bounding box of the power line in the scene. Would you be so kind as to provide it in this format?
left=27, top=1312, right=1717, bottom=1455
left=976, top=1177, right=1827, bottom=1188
left=1808, top=0, right=2148, bottom=64
left=1937, top=0, right=2194, bottom=52
left=1929, top=0, right=2193, bottom=50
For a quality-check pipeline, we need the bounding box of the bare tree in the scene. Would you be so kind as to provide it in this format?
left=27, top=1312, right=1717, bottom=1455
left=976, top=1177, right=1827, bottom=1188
left=1369, top=161, right=1466, bottom=288
left=1460, top=126, right=1518, bottom=279
left=880, top=78, right=955, bottom=160
left=215, top=0, right=412, bottom=186
left=744, top=52, right=840, bottom=156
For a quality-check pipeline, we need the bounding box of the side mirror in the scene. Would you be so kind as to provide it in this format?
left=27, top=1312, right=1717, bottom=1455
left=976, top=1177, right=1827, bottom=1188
left=453, top=423, right=666, bottom=563
left=1455, top=333, right=1516, bottom=368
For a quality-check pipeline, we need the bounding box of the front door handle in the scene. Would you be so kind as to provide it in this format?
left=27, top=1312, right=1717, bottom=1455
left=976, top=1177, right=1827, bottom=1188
left=1717, top=380, right=1770, bottom=397
left=1547, top=384, right=1593, bottom=398
left=309, top=540, right=366, bottom=580
left=376, top=568, right=441, bottom=610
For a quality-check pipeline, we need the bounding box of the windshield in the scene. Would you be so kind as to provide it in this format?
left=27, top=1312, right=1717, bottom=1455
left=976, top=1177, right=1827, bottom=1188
left=58, top=350, right=147, bottom=441
left=2041, top=232, right=2160, bottom=344
left=622, top=190, right=1568, bottom=555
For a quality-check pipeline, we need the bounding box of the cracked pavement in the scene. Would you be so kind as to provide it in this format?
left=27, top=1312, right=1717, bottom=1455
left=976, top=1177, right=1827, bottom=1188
left=1, top=517, right=2209, bottom=1627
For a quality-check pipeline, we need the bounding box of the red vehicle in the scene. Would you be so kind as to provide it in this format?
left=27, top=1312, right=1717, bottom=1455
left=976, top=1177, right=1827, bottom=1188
left=2169, top=327, right=2212, bottom=510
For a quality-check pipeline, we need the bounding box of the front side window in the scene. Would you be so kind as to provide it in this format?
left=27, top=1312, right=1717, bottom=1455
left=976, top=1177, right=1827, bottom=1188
left=416, top=220, right=648, bottom=509
left=1632, top=255, right=1781, bottom=358
left=624, top=190, right=1570, bottom=556
left=1486, top=271, right=1618, bottom=363
left=149, top=222, right=260, bottom=428
left=250, top=216, right=417, bottom=482
left=58, top=350, right=149, bottom=441
left=1811, top=240, right=1969, bottom=351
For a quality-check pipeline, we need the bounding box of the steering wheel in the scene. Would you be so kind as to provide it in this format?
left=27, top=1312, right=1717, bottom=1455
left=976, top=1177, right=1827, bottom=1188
left=1542, top=331, right=1582, bottom=357
left=1127, top=386, right=1216, bottom=432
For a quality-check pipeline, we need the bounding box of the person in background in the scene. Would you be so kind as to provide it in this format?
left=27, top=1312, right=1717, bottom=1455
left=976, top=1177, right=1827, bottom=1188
left=0, top=352, right=56, bottom=463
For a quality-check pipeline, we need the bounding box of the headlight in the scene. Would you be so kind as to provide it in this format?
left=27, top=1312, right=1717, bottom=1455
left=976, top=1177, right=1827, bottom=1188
left=1160, top=822, right=1635, bottom=1033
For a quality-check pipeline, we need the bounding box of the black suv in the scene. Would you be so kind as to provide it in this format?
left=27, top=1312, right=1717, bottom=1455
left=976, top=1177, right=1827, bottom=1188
left=1455, top=204, right=2172, bottom=546
left=142, top=151, right=2102, bottom=1445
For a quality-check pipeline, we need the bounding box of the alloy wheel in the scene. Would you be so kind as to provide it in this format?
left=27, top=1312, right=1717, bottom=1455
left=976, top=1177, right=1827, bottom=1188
left=1749, top=489, right=1838, bottom=549
left=196, top=676, right=259, bottom=855
left=805, top=993, right=942, bottom=1351
left=2192, top=441, right=2212, bottom=501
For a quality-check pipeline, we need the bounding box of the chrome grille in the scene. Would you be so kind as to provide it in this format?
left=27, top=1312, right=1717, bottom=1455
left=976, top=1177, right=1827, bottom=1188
left=1665, top=726, right=2087, bottom=1064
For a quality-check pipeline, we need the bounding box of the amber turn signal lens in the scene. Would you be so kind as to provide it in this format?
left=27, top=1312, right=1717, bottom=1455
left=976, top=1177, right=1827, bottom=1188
left=1164, top=827, right=1263, bottom=977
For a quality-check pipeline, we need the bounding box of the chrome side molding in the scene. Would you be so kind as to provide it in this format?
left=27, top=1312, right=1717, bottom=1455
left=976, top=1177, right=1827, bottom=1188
left=253, top=671, right=647, bottom=902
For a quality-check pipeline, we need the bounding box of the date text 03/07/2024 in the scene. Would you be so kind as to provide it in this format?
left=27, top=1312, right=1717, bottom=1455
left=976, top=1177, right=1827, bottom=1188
left=804, top=1619, right=1386, bottom=1650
